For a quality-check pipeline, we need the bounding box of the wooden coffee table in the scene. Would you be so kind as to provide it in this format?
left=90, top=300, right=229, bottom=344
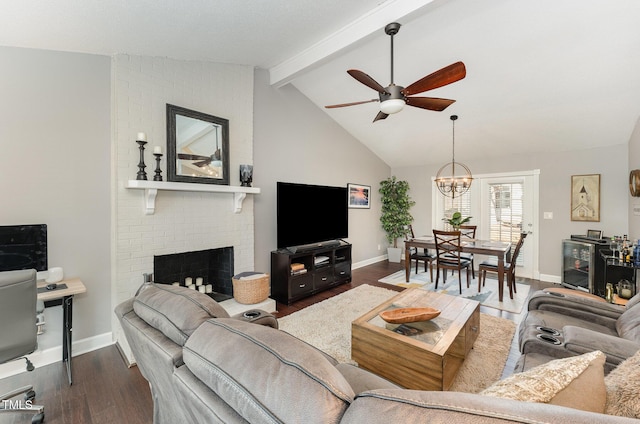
left=351, top=288, right=480, bottom=391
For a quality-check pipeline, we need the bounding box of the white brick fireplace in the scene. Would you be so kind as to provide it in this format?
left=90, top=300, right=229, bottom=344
left=111, top=55, right=256, bottom=363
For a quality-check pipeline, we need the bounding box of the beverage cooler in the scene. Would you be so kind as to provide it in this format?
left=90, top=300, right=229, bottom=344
left=562, top=237, right=610, bottom=296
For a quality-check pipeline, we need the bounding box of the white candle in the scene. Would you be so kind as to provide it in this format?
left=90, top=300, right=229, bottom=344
left=137, top=132, right=147, bottom=141
left=185, top=277, right=192, bottom=285
left=195, top=277, right=203, bottom=286
left=188, top=284, right=195, bottom=290
left=153, top=146, right=162, bottom=155
left=198, top=286, right=206, bottom=293
left=172, top=282, right=180, bottom=286
left=205, top=284, right=213, bottom=293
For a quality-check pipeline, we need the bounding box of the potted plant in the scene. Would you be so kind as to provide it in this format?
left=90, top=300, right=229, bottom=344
left=379, top=176, right=415, bottom=262
left=443, top=211, right=472, bottom=230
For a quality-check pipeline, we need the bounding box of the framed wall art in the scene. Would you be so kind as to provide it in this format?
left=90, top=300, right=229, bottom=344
left=348, top=183, right=371, bottom=209
left=571, top=174, right=600, bottom=222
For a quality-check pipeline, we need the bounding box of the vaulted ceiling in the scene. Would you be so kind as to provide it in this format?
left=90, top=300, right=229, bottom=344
left=3, top=0, right=639, bottom=167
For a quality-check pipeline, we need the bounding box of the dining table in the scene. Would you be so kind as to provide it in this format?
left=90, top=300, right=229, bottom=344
left=405, top=236, right=512, bottom=302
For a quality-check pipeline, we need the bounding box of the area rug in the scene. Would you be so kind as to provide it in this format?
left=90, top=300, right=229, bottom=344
left=277, top=284, right=516, bottom=393
left=378, top=269, right=530, bottom=314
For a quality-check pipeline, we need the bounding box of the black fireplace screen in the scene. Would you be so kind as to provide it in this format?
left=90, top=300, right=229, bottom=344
left=153, top=247, right=234, bottom=296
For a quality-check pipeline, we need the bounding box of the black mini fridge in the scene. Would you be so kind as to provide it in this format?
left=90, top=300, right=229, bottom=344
left=562, top=236, right=611, bottom=296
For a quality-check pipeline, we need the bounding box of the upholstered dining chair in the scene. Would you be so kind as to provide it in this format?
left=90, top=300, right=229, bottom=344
left=433, top=230, right=472, bottom=294
left=0, top=269, right=45, bottom=424
left=478, top=232, right=528, bottom=299
left=403, top=225, right=435, bottom=281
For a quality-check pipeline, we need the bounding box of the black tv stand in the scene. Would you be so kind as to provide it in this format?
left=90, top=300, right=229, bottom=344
left=271, top=241, right=352, bottom=304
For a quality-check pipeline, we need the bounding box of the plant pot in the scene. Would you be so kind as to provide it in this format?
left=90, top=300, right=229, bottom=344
left=387, top=247, right=402, bottom=263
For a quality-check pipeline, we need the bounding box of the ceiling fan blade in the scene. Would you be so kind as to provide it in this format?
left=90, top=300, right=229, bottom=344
left=373, top=111, right=389, bottom=122
left=325, top=99, right=379, bottom=109
left=405, top=97, right=455, bottom=111
left=178, top=153, right=209, bottom=161
left=402, top=61, right=466, bottom=96
left=193, top=159, right=212, bottom=167
left=347, top=69, right=387, bottom=94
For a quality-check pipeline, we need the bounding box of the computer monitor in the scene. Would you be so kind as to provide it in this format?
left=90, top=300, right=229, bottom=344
left=0, top=224, right=48, bottom=272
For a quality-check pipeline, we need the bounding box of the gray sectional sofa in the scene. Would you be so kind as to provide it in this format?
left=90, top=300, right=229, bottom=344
left=519, top=289, right=640, bottom=373
left=115, top=283, right=638, bottom=423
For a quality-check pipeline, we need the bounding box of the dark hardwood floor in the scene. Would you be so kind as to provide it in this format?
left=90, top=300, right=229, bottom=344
left=0, top=259, right=554, bottom=424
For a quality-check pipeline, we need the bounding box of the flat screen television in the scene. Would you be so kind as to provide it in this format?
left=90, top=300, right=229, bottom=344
left=277, top=182, right=348, bottom=249
left=0, top=224, right=48, bottom=272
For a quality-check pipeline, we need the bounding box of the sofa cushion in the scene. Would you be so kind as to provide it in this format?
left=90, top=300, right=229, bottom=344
left=133, top=283, right=229, bottom=346
left=616, top=302, right=640, bottom=341
left=605, top=348, right=640, bottom=418
left=480, top=350, right=606, bottom=413
left=334, top=363, right=400, bottom=394
left=183, top=318, right=354, bottom=424
left=343, top=389, right=619, bottom=424
left=625, top=292, right=640, bottom=310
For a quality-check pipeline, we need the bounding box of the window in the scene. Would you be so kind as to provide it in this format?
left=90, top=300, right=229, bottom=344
left=488, top=182, right=523, bottom=244
left=441, top=192, right=471, bottom=231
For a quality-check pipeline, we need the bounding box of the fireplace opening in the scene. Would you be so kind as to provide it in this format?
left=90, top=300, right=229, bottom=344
left=153, top=247, right=234, bottom=302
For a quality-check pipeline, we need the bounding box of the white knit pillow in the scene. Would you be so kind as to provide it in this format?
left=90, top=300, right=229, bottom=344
left=481, top=351, right=606, bottom=413
left=605, top=349, right=640, bottom=417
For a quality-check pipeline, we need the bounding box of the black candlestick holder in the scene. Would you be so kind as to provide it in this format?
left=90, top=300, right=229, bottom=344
left=153, top=153, right=163, bottom=181
left=136, top=140, right=148, bottom=180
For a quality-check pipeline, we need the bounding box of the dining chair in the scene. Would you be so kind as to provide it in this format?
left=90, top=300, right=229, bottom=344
left=447, top=225, right=476, bottom=279
left=478, top=232, right=528, bottom=299
left=433, top=230, right=472, bottom=294
left=459, top=225, right=477, bottom=278
left=403, top=225, right=435, bottom=281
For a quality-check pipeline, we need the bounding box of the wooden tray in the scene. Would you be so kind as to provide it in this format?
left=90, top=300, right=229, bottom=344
left=379, top=307, right=440, bottom=324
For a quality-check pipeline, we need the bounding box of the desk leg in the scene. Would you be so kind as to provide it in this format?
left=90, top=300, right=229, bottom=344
left=497, top=257, right=505, bottom=302
left=62, top=295, right=73, bottom=385
left=405, top=246, right=411, bottom=282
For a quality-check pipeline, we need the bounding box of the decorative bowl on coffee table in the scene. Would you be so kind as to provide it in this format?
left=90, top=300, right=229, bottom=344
left=379, top=307, right=441, bottom=324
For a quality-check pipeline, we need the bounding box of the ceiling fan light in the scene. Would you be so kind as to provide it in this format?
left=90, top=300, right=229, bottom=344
left=380, top=99, right=405, bottom=114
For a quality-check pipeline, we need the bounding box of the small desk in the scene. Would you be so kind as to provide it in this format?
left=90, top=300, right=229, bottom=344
left=37, top=278, right=86, bottom=385
left=405, top=237, right=512, bottom=301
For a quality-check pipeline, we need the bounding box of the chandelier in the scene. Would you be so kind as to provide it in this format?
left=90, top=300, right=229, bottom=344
left=435, top=115, right=473, bottom=198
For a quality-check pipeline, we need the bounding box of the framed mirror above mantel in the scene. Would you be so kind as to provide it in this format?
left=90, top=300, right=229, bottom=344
left=166, top=104, right=230, bottom=185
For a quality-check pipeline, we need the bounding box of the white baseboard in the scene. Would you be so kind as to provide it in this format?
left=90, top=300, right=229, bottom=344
left=353, top=254, right=387, bottom=269
left=0, top=332, right=113, bottom=380
left=539, top=273, right=561, bottom=284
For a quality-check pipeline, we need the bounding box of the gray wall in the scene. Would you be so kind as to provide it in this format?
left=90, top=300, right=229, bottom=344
left=253, top=69, right=391, bottom=272
left=393, top=143, right=630, bottom=280
left=0, top=47, right=111, bottom=342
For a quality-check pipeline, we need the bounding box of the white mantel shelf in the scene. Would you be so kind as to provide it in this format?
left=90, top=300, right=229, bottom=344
left=126, top=180, right=260, bottom=215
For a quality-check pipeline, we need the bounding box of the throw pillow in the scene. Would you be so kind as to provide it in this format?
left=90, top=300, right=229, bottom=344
left=480, top=350, right=606, bottom=413
left=605, top=349, right=640, bottom=418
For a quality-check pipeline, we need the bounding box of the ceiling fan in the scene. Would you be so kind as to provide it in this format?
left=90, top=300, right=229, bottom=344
left=325, top=22, right=466, bottom=122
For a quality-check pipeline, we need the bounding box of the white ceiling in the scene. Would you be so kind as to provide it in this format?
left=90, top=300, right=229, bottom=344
left=3, top=0, right=640, bottom=168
